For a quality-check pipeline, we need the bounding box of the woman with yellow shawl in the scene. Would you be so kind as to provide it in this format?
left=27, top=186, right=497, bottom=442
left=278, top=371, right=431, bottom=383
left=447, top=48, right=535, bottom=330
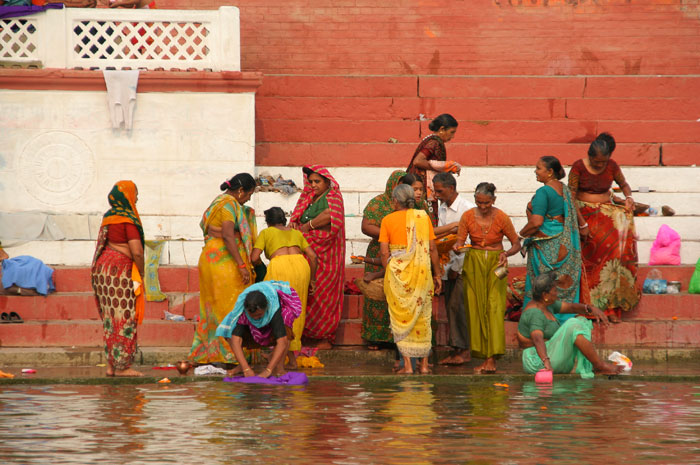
left=91, top=180, right=145, bottom=377
left=379, top=184, right=442, bottom=374
left=188, top=173, right=258, bottom=364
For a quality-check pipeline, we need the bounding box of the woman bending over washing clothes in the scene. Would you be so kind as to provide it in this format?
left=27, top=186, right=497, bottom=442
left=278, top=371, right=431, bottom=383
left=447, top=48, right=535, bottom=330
left=289, top=165, right=345, bottom=349
left=91, top=180, right=145, bottom=377
left=568, top=133, right=640, bottom=322
left=453, top=182, right=521, bottom=375
left=407, top=113, right=461, bottom=225
left=518, top=272, right=623, bottom=378
left=380, top=184, right=443, bottom=375
left=216, top=281, right=302, bottom=378
left=520, top=156, right=588, bottom=323
left=188, top=173, right=257, bottom=365
left=250, top=207, right=318, bottom=369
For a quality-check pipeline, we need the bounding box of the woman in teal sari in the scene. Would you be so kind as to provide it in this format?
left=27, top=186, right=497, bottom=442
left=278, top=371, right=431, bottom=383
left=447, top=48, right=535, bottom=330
left=518, top=272, right=623, bottom=377
left=520, top=156, right=588, bottom=323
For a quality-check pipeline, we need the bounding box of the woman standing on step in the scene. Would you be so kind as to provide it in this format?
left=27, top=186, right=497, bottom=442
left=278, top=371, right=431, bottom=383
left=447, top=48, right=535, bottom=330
left=360, top=170, right=417, bottom=349
left=453, top=182, right=521, bottom=374
left=289, top=165, right=345, bottom=349
left=520, top=156, right=588, bottom=324
left=407, top=113, right=461, bottom=225
left=91, top=180, right=145, bottom=377
left=250, top=206, right=318, bottom=369
left=568, top=133, right=640, bottom=322
left=380, top=184, right=442, bottom=374
left=188, top=173, right=258, bottom=365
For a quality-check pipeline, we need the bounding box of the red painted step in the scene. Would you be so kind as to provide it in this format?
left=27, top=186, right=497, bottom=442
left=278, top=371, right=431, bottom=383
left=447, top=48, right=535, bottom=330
left=0, top=293, right=198, bottom=321
left=0, top=320, right=194, bottom=347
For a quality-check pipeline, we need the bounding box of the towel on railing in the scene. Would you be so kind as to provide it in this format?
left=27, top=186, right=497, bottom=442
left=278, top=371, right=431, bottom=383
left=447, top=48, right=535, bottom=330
left=103, top=70, right=140, bottom=130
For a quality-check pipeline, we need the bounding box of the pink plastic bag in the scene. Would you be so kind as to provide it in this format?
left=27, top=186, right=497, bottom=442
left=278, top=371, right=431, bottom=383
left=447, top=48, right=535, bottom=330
left=648, top=224, right=681, bottom=266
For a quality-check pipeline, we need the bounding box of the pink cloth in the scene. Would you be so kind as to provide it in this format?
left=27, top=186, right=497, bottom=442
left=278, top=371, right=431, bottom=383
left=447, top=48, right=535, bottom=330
left=649, top=224, right=681, bottom=266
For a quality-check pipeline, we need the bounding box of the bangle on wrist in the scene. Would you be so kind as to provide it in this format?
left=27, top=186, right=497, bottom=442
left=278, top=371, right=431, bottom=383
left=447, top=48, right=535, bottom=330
left=309, top=218, right=315, bottom=229
left=579, top=223, right=588, bottom=229
left=542, top=357, right=550, bottom=362
left=264, top=367, right=272, bottom=373
left=238, top=262, right=247, bottom=269
left=243, top=367, right=252, bottom=372
left=585, top=304, right=592, bottom=315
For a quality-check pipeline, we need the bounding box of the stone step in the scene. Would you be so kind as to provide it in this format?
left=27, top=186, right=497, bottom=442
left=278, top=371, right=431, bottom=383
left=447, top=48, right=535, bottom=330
left=0, top=293, right=200, bottom=321
left=1, top=318, right=696, bottom=349
left=333, top=319, right=700, bottom=349
left=0, top=320, right=194, bottom=348
left=47, top=264, right=698, bottom=294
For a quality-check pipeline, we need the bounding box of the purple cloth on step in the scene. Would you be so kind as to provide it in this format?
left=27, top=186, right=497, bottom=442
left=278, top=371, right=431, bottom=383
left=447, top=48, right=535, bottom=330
left=223, top=371, right=308, bottom=385
left=0, top=4, right=64, bottom=20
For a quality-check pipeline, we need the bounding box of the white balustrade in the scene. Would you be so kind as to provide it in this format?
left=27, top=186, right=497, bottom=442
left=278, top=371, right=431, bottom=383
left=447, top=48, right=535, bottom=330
left=0, top=6, right=240, bottom=71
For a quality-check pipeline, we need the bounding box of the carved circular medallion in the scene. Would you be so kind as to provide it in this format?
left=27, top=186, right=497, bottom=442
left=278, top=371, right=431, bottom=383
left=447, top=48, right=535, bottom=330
left=18, top=131, right=95, bottom=205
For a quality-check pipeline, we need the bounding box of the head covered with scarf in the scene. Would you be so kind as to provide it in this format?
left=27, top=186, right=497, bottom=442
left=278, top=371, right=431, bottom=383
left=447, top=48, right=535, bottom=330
left=99, top=180, right=144, bottom=246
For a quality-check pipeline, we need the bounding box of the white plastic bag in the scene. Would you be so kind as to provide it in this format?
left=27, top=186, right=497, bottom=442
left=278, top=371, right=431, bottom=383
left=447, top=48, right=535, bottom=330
left=608, top=351, right=633, bottom=372
left=164, top=310, right=185, bottom=322
left=194, top=365, right=227, bottom=376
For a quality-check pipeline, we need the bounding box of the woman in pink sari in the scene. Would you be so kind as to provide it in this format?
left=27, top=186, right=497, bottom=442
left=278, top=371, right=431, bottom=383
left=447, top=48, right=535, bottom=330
left=289, top=165, right=345, bottom=349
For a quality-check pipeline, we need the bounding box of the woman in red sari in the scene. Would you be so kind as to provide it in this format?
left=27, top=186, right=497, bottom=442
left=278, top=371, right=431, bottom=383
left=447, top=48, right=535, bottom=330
left=568, top=133, right=641, bottom=322
left=289, top=165, right=345, bottom=349
left=407, top=113, right=461, bottom=225
left=91, top=180, right=145, bottom=377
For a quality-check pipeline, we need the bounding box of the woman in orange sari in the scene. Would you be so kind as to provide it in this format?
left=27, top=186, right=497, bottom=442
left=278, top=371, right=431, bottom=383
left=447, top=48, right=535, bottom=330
left=188, top=173, right=258, bottom=364
left=289, top=165, right=345, bottom=349
left=91, top=180, right=145, bottom=377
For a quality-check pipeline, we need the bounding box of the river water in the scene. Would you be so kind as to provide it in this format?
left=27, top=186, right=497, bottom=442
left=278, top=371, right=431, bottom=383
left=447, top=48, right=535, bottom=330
left=0, top=378, right=698, bottom=464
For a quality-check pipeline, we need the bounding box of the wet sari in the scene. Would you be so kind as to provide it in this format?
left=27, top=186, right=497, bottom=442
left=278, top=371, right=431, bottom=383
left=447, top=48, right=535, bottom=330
left=382, top=209, right=435, bottom=358
left=522, top=185, right=587, bottom=323
left=91, top=180, right=144, bottom=371
left=188, top=193, right=257, bottom=364
left=290, top=165, right=345, bottom=342
left=361, top=170, right=407, bottom=343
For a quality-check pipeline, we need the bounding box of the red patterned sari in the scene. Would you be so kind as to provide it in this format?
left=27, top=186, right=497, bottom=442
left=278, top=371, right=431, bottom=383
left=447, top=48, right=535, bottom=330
left=289, top=165, right=345, bottom=343
left=91, top=181, right=145, bottom=371
left=569, top=159, right=641, bottom=318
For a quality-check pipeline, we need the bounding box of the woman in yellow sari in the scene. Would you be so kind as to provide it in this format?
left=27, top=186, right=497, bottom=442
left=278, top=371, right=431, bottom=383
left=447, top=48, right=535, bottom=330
left=188, top=173, right=257, bottom=365
left=380, top=184, right=442, bottom=374
left=250, top=207, right=318, bottom=369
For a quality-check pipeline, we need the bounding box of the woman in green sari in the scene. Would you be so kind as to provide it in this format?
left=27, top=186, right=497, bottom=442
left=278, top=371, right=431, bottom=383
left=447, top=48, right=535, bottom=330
left=518, top=272, right=623, bottom=377
left=520, top=156, right=588, bottom=323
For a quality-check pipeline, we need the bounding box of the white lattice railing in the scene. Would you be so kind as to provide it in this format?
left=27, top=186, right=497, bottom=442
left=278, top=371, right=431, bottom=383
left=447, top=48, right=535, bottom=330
left=0, top=7, right=240, bottom=71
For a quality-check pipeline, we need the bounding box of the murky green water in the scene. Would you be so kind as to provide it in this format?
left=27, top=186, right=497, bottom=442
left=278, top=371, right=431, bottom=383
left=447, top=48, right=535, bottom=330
left=0, top=379, right=698, bottom=464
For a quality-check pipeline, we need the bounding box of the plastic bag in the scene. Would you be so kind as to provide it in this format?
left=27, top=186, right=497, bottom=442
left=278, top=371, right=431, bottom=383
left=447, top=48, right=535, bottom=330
left=689, top=257, right=700, bottom=294
left=194, top=365, right=227, bottom=376
left=164, top=310, right=185, bottom=321
left=608, top=351, right=632, bottom=372
left=643, top=268, right=667, bottom=294
left=649, top=224, right=681, bottom=265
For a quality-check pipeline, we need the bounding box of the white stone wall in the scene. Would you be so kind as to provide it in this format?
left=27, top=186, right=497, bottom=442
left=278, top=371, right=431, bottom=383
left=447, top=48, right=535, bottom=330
left=0, top=89, right=255, bottom=264
left=3, top=156, right=698, bottom=265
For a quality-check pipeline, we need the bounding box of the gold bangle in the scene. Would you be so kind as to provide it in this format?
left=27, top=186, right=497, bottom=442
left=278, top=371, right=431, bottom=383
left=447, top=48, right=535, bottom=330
left=243, top=367, right=252, bottom=372
left=309, top=218, right=315, bottom=229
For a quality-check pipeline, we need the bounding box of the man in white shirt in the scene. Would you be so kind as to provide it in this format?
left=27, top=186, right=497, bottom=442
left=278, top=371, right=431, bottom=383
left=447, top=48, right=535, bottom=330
left=433, top=172, right=475, bottom=366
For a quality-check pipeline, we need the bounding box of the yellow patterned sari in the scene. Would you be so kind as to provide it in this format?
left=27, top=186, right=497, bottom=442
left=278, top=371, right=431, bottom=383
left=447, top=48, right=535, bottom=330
left=383, top=209, right=434, bottom=358
left=188, top=193, right=257, bottom=364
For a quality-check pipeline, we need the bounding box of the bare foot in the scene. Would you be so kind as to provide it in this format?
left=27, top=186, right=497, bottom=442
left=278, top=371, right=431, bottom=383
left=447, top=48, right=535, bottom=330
left=226, top=365, right=243, bottom=377
left=395, top=367, right=413, bottom=375
left=315, top=340, right=332, bottom=350
left=286, top=352, right=298, bottom=370
left=114, top=368, right=143, bottom=377
left=608, top=315, right=622, bottom=324
left=273, top=368, right=286, bottom=377
left=106, top=369, right=115, bottom=377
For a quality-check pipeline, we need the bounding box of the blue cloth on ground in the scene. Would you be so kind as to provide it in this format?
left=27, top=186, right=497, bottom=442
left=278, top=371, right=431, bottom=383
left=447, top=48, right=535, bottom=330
left=223, top=371, right=308, bottom=385
left=1, top=255, right=55, bottom=295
